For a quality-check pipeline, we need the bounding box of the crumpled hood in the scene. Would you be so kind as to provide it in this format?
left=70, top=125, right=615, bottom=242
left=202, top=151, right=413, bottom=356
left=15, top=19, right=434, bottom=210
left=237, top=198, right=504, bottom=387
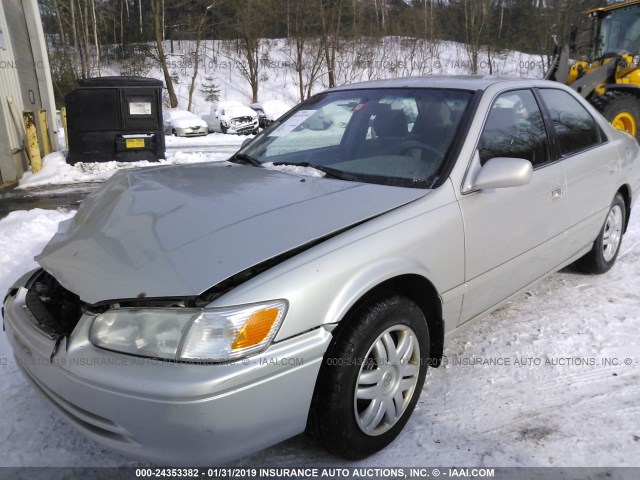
left=37, top=163, right=427, bottom=304
left=224, top=105, right=257, bottom=120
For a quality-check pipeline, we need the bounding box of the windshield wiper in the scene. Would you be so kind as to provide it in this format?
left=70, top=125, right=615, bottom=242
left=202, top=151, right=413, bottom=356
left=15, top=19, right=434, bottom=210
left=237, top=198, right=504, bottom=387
left=229, top=152, right=262, bottom=167
left=229, top=155, right=359, bottom=182
left=272, top=162, right=360, bottom=181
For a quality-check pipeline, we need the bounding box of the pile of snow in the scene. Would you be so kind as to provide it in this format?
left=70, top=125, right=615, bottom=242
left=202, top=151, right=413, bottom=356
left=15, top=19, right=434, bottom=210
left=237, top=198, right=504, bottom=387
left=17, top=153, right=163, bottom=189
left=262, top=162, right=326, bottom=178
left=0, top=209, right=75, bottom=297
left=55, top=110, right=67, bottom=150
left=17, top=135, right=247, bottom=189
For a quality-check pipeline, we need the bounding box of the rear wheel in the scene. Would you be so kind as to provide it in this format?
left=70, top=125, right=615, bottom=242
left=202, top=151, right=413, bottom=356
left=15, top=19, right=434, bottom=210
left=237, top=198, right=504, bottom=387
left=593, top=91, right=640, bottom=140
left=307, top=295, right=429, bottom=459
left=574, top=193, right=626, bottom=274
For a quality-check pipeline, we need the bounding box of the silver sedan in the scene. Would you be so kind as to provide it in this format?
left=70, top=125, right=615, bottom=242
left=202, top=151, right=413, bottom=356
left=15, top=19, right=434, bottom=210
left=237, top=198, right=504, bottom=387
left=3, top=76, right=640, bottom=465
left=163, top=109, right=208, bottom=137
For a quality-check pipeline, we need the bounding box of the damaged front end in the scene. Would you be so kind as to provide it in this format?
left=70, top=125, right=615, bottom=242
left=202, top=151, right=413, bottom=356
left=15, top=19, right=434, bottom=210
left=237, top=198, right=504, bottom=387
left=12, top=223, right=346, bottom=348
left=23, top=270, right=86, bottom=341
left=2, top=265, right=332, bottom=466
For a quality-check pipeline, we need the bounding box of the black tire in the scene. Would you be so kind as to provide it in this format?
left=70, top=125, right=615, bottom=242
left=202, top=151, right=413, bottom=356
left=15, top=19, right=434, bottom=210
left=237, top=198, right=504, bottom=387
left=592, top=91, right=640, bottom=141
left=172, top=129, right=178, bottom=137
left=307, top=295, right=429, bottom=459
left=221, top=125, right=228, bottom=134
left=574, top=193, right=626, bottom=274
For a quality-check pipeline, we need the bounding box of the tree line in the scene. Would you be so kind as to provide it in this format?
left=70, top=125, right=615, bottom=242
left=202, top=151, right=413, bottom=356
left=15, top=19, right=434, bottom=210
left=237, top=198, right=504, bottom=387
left=39, top=0, right=603, bottom=107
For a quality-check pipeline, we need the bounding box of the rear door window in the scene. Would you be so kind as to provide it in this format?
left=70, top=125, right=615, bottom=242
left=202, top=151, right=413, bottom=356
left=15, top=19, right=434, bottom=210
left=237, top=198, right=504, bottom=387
left=538, top=89, right=604, bottom=157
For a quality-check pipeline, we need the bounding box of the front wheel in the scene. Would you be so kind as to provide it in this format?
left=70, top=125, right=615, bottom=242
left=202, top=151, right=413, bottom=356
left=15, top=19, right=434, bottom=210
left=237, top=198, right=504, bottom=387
left=574, top=193, right=626, bottom=274
left=594, top=91, right=640, bottom=140
left=307, top=295, right=429, bottom=459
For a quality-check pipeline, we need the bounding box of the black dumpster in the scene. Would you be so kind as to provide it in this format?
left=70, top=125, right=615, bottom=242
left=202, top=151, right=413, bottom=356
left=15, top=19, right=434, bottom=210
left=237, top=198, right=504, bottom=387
left=65, top=76, right=165, bottom=164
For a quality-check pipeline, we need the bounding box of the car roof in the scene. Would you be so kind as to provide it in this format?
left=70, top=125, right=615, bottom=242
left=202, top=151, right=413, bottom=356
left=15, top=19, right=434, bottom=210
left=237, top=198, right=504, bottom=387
left=167, top=109, right=197, bottom=116
left=326, top=75, right=562, bottom=93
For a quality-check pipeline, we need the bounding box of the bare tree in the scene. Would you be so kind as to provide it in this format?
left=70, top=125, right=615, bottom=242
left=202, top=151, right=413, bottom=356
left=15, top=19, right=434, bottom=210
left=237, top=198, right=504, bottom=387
left=151, top=0, right=178, bottom=107
left=90, top=0, right=100, bottom=75
left=233, top=0, right=266, bottom=102
left=187, top=2, right=214, bottom=111
left=320, top=0, right=342, bottom=88
left=69, top=0, right=85, bottom=78
left=461, top=0, right=491, bottom=74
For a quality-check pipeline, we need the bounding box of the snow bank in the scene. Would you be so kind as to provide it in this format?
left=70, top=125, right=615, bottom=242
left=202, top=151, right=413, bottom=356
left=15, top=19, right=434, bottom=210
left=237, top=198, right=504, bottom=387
left=0, top=209, right=75, bottom=297
left=17, top=137, right=244, bottom=189
left=17, top=153, right=164, bottom=189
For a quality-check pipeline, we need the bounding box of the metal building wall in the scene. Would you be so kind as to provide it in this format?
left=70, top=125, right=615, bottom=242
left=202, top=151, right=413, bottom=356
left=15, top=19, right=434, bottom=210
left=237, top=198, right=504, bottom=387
left=0, top=0, right=28, bottom=184
left=21, top=0, right=59, bottom=153
left=0, top=0, right=59, bottom=185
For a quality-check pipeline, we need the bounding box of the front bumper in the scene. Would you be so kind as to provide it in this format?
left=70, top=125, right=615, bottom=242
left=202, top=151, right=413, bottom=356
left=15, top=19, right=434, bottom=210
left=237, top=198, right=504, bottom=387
left=175, top=127, right=208, bottom=137
left=226, top=119, right=258, bottom=135
left=3, top=274, right=332, bottom=465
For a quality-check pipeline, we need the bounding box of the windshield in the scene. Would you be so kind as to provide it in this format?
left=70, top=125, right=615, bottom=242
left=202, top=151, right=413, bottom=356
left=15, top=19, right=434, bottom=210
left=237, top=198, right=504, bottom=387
left=594, top=5, right=640, bottom=58
left=241, top=88, right=474, bottom=188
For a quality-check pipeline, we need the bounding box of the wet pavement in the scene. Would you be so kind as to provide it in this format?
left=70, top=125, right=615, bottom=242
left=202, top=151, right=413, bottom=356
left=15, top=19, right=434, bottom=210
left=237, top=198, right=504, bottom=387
left=0, top=182, right=101, bottom=219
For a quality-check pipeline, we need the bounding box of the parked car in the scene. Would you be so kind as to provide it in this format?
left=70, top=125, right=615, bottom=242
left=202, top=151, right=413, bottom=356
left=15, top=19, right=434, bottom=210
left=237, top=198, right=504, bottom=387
left=202, top=101, right=259, bottom=135
left=262, top=100, right=293, bottom=123
left=163, top=109, right=208, bottom=137
left=4, top=77, right=640, bottom=466
left=249, top=102, right=272, bottom=129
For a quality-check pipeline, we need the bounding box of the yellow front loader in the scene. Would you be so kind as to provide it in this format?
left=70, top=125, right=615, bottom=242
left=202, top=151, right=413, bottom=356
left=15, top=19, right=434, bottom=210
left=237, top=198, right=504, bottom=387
left=545, top=0, right=640, bottom=140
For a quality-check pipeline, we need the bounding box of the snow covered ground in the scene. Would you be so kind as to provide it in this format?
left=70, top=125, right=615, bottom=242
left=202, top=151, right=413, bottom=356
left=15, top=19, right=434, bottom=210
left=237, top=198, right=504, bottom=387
left=17, top=134, right=247, bottom=189
left=0, top=200, right=638, bottom=467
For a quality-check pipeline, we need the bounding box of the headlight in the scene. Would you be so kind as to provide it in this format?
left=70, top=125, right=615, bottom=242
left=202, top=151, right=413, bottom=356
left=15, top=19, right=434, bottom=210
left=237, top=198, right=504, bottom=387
left=634, top=55, right=640, bottom=67
left=89, top=300, right=288, bottom=362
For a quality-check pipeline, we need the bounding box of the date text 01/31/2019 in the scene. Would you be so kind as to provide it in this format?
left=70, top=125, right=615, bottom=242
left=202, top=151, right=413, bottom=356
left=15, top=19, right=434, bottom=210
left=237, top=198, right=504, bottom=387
left=134, top=468, right=496, bottom=478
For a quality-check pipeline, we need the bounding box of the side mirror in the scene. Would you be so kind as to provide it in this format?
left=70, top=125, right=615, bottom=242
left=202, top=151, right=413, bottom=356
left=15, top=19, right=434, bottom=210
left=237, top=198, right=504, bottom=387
left=472, top=157, right=532, bottom=190
left=241, top=137, right=253, bottom=148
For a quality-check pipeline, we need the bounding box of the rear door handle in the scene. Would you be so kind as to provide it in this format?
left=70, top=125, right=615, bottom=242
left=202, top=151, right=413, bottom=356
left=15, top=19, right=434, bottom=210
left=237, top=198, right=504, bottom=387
left=551, top=187, right=563, bottom=200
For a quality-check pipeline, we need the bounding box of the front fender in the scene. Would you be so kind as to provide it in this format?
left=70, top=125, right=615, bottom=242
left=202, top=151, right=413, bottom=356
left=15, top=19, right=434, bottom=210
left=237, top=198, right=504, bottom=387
left=210, top=181, right=465, bottom=342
